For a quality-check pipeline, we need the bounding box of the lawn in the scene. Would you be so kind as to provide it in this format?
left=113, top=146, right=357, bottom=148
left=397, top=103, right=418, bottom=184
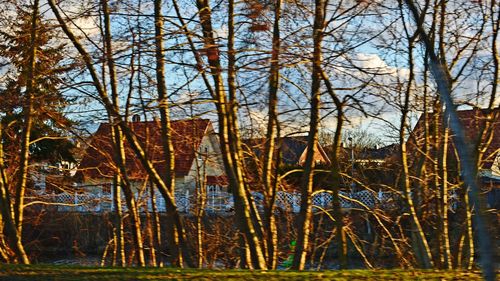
left=0, top=264, right=484, bottom=280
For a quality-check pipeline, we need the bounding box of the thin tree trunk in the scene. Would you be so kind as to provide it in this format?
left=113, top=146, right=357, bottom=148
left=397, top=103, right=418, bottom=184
left=101, top=0, right=145, bottom=266
left=171, top=0, right=265, bottom=266
left=226, top=0, right=267, bottom=263
left=194, top=154, right=207, bottom=268
left=262, top=0, right=282, bottom=269
left=0, top=220, right=10, bottom=263
left=48, top=5, right=188, bottom=263
left=153, top=0, right=188, bottom=267
left=169, top=2, right=265, bottom=268
left=440, top=126, right=452, bottom=269
left=112, top=175, right=125, bottom=266
left=433, top=104, right=443, bottom=268
left=398, top=16, right=434, bottom=267
left=8, top=0, right=41, bottom=265
left=321, top=70, right=347, bottom=269
left=195, top=0, right=267, bottom=269
left=292, top=0, right=327, bottom=270
left=50, top=0, right=187, bottom=268
left=145, top=200, right=157, bottom=267
left=463, top=191, right=474, bottom=270
left=13, top=2, right=40, bottom=257
left=0, top=122, right=27, bottom=264
left=150, top=182, right=163, bottom=267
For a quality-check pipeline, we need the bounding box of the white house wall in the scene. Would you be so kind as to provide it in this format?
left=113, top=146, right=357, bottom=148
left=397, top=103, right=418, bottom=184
left=180, top=131, right=225, bottom=193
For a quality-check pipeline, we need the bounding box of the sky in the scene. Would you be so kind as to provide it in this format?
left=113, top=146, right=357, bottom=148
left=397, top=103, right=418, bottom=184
left=0, top=0, right=497, bottom=144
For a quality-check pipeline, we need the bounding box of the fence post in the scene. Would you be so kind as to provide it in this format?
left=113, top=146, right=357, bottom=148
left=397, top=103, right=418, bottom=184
left=74, top=192, right=78, bottom=212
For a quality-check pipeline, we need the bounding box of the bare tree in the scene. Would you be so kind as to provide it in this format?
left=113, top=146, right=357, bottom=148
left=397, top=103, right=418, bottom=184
left=403, top=0, right=496, bottom=279
left=47, top=0, right=193, bottom=268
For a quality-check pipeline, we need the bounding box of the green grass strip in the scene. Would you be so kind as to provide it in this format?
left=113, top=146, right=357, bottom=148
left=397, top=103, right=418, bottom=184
left=0, top=264, right=484, bottom=281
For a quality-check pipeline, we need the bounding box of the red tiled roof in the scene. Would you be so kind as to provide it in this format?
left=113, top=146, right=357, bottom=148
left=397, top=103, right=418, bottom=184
left=410, top=107, right=499, bottom=169
left=206, top=175, right=228, bottom=186
left=76, top=119, right=212, bottom=181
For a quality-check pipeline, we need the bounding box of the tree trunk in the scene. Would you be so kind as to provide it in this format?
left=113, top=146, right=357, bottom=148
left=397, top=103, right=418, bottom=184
left=47, top=3, right=192, bottom=270
left=112, top=175, right=125, bottom=266
left=440, top=126, right=452, bottom=269
left=0, top=122, right=28, bottom=264
left=292, top=0, right=327, bottom=270
left=398, top=23, right=434, bottom=268
left=195, top=0, right=267, bottom=269
left=101, top=0, right=145, bottom=266
left=154, top=0, right=188, bottom=267
left=262, top=0, right=282, bottom=269
left=150, top=183, right=163, bottom=267
left=321, top=70, right=347, bottom=269
left=8, top=0, right=42, bottom=265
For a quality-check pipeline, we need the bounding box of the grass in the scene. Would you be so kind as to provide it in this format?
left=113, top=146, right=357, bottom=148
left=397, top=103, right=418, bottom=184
left=0, top=264, right=484, bottom=280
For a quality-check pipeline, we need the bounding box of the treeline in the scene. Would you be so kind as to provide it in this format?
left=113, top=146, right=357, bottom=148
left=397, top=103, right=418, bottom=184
left=0, top=0, right=497, bottom=280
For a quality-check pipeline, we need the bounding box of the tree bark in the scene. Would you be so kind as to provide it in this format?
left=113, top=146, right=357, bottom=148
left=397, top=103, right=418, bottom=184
left=321, top=70, right=347, bottom=269
left=112, top=175, right=125, bottom=266
left=0, top=122, right=28, bottom=264
left=292, top=0, right=327, bottom=270
left=397, top=14, right=434, bottom=267
left=153, top=0, right=189, bottom=267
left=195, top=0, right=267, bottom=269
left=261, top=0, right=282, bottom=269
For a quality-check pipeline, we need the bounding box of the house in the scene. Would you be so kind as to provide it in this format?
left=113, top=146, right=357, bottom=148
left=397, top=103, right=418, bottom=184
left=409, top=107, right=499, bottom=207
left=245, top=136, right=331, bottom=167
left=348, top=144, right=399, bottom=165
left=242, top=136, right=331, bottom=193
left=409, top=108, right=499, bottom=176
left=335, top=144, right=400, bottom=191
left=75, top=118, right=227, bottom=195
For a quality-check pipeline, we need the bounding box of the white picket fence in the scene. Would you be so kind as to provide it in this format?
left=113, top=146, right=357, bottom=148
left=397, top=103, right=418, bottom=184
left=26, top=188, right=400, bottom=214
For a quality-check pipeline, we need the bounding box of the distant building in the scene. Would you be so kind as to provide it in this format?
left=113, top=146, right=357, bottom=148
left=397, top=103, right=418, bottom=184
left=409, top=108, right=499, bottom=177
left=245, top=136, right=331, bottom=167
left=409, top=107, right=499, bottom=207
left=75, top=118, right=227, bottom=194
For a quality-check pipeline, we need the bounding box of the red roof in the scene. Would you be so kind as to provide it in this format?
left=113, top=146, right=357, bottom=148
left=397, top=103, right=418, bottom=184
left=206, top=175, right=228, bottom=186
left=76, top=119, right=213, bottom=181
left=410, top=108, right=499, bottom=169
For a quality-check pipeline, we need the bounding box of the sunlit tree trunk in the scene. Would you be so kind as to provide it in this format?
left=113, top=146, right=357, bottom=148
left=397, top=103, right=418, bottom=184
left=49, top=0, right=192, bottom=268
left=0, top=122, right=27, bottom=264
left=195, top=0, right=267, bottom=269
left=112, top=175, right=125, bottom=266
left=153, top=0, right=191, bottom=267
left=0, top=212, right=9, bottom=262
left=145, top=199, right=157, bottom=267
left=440, top=125, right=451, bottom=269
left=192, top=147, right=207, bottom=268
left=397, top=15, right=434, bottom=267
left=9, top=0, right=42, bottom=265
left=292, top=0, right=327, bottom=270
left=321, top=71, right=347, bottom=269
left=150, top=182, right=163, bottom=267
left=101, top=0, right=145, bottom=266
left=261, top=0, right=282, bottom=269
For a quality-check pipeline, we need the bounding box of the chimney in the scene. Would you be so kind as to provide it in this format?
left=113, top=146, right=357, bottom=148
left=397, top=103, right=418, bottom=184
left=132, top=114, right=140, bottom=122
